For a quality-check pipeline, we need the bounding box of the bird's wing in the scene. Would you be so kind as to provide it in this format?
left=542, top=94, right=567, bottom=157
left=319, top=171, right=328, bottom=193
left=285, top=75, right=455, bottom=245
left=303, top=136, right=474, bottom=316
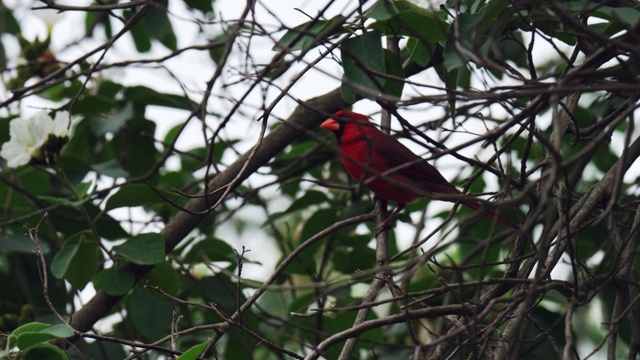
left=368, top=130, right=458, bottom=194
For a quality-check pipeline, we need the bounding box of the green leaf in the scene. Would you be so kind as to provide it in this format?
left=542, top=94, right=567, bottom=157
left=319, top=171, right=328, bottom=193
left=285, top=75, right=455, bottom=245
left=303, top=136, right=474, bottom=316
left=91, top=159, right=129, bottom=178
left=273, top=15, right=345, bottom=52
left=75, top=340, right=126, bottom=359
left=301, top=208, right=337, bottom=242
left=404, top=37, right=434, bottom=67
left=40, top=71, right=74, bottom=97
left=475, top=0, right=509, bottom=36
left=333, top=246, right=376, bottom=273
left=0, top=115, right=14, bottom=145
left=443, top=14, right=475, bottom=70
left=51, top=232, right=99, bottom=289
left=199, top=274, right=240, bottom=313
left=65, top=241, right=99, bottom=289
left=340, top=82, right=356, bottom=103
left=126, top=2, right=177, bottom=52
left=70, top=93, right=118, bottom=115
left=561, top=2, right=640, bottom=26
left=281, top=252, right=317, bottom=276
left=41, top=324, right=74, bottom=338
left=24, top=343, right=68, bottom=360
left=257, top=290, right=288, bottom=318
left=183, top=237, right=238, bottom=264
left=536, top=20, right=577, bottom=45
left=109, top=117, right=158, bottom=177
left=177, top=342, right=208, bottom=360
left=43, top=202, right=127, bottom=240
left=104, top=184, right=168, bottom=211
left=59, top=119, right=93, bottom=170
left=38, top=195, right=88, bottom=208
left=382, top=49, right=405, bottom=98
left=366, top=0, right=399, bottom=21
left=209, top=32, right=229, bottom=65
left=184, top=0, right=214, bottom=14
left=128, top=288, right=174, bottom=342
left=340, top=30, right=386, bottom=101
left=125, top=85, right=197, bottom=110
left=0, top=234, right=50, bottom=254
left=144, top=2, right=177, bottom=51
left=125, top=10, right=151, bottom=52
left=74, top=180, right=92, bottom=199
left=85, top=9, right=111, bottom=38
left=494, top=32, right=528, bottom=69
left=443, top=68, right=462, bottom=118
left=113, top=233, right=165, bottom=265
left=142, top=261, right=180, bottom=297
left=163, top=122, right=185, bottom=144
left=286, top=190, right=329, bottom=213
left=156, top=171, right=193, bottom=200
left=1, top=6, right=21, bottom=34
left=51, top=245, right=79, bottom=279
left=15, top=324, right=73, bottom=349
left=180, top=147, right=207, bottom=172
left=97, top=80, right=122, bottom=98
left=282, top=139, right=318, bottom=158
left=91, top=102, right=134, bottom=135
left=99, top=265, right=136, bottom=296
left=9, top=322, right=50, bottom=340
left=374, top=3, right=447, bottom=42
left=593, top=145, right=619, bottom=173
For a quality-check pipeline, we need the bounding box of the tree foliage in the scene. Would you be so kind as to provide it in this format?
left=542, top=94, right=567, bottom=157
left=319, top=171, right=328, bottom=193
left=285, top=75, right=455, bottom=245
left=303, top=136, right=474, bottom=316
left=1, top=0, right=640, bottom=359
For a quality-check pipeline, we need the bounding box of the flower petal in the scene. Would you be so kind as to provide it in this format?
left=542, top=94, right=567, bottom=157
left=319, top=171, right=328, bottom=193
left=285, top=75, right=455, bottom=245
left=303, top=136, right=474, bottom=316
left=1, top=140, right=32, bottom=168
left=1, top=110, right=81, bottom=168
left=51, top=111, right=70, bottom=137
left=52, top=111, right=80, bottom=138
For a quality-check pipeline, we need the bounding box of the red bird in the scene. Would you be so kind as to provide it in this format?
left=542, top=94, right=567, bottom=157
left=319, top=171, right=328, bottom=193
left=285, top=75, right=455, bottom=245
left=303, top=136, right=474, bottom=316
left=320, top=110, right=513, bottom=234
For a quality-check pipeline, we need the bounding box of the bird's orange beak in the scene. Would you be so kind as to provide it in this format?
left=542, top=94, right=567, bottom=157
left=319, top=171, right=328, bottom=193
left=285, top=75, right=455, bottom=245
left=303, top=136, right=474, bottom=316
left=320, top=118, right=340, bottom=131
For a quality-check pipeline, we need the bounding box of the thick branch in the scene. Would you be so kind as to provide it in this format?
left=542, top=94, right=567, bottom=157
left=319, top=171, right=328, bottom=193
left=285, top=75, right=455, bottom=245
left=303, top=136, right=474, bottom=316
left=66, top=88, right=347, bottom=337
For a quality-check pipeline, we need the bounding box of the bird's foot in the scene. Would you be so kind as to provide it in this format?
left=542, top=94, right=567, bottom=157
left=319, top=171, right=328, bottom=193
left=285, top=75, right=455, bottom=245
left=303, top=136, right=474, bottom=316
left=372, top=204, right=405, bottom=236
left=373, top=220, right=393, bottom=236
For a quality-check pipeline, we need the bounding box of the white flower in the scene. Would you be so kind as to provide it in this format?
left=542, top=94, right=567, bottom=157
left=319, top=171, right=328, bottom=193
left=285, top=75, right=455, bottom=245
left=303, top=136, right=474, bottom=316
left=1, top=111, right=50, bottom=168
left=1, top=110, right=79, bottom=168
left=33, top=8, right=65, bottom=32
left=51, top=111, right=77, bottom=138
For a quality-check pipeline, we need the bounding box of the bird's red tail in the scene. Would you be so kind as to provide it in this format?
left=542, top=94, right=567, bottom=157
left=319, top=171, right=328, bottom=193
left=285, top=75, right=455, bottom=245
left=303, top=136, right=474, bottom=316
left=460, top=200, right=517, bottom=229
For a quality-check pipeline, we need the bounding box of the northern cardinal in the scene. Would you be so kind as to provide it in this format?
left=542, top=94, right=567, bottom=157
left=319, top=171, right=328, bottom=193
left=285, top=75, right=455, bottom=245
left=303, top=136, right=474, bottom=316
left=321, top=110, right=514, bottom=234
